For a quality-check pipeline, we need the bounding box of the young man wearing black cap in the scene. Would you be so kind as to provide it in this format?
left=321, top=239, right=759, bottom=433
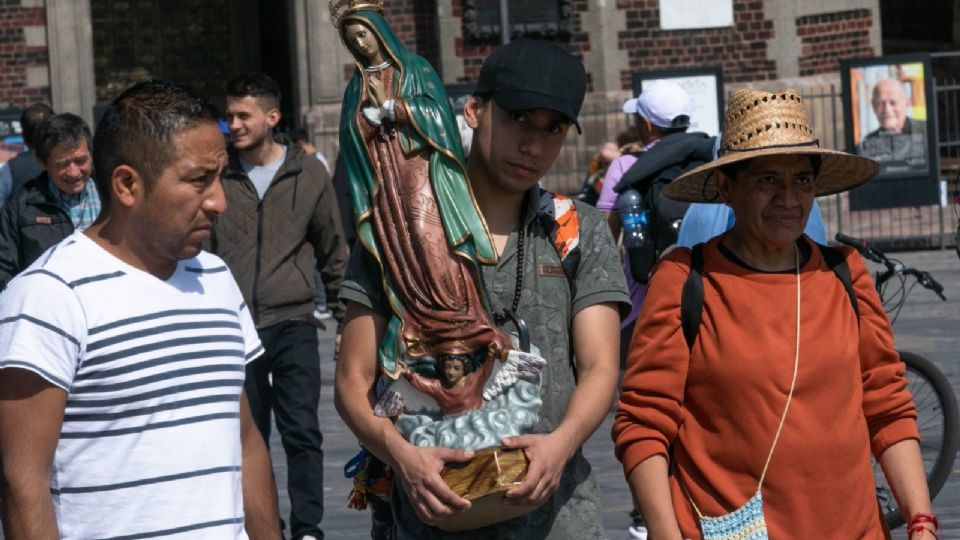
left=336, top=39, right=629, bottom=539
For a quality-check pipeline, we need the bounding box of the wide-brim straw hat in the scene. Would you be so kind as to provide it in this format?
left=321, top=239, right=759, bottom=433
left=664, top=88, right=879, bottom=203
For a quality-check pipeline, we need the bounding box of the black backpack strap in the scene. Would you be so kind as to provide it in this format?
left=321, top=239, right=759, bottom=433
left=680, top=243, right=705, bottom=350
left=679, top=243, right=857, bottom=351
left=536, top=187, right=583, bottom=379
left=819, top=244, right=860, bottom=323
left=537, top=187, right=581, bottom=294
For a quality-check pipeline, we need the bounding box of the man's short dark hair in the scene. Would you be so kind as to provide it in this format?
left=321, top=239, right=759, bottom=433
left=225, top=73, right=281, bottom=112
left=34, top=113, right=92, bottom=164
left=21, top=103, right=55, bottom=148
left=93, top=80, right=219, bottom=211
left=658, top=115, right=691, bottom=137
left=288, top=127, right=309, bottom=145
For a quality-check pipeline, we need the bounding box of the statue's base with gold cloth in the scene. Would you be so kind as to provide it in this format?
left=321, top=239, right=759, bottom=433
left=372, top=349, right=547, bottom=530
left=437, top=447, right=530, bottom=531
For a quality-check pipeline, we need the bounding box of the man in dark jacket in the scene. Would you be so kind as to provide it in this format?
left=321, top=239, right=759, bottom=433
left=210, top=73, right=347, bottom=540
left=1, top=103, right=55, bottom=205
left=8, top=103, right=55, bottom=194
left=0, top=113, right=99, bottom=289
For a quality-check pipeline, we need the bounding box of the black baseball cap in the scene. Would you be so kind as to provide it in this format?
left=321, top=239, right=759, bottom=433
left=474, top=39, right=586, bottom=134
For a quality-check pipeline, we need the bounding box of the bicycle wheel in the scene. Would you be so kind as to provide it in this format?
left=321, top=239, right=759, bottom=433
left=874, top=350, right=960, bottom=529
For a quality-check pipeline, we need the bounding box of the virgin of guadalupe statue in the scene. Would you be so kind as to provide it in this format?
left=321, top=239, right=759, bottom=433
left=334, top=6, right=550, bottom=526
left=333, top=0, right=512, bottom=386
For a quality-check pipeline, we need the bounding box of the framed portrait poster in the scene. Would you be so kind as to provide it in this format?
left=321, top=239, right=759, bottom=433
left=631, top=67, right=724, bottom=137
left=841, top=54, right=939, bottom=210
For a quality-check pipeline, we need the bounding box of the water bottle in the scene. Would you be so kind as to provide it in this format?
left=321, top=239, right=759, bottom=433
left=617, top=189, right=657, bottom=283
left=617, top=189, right=648, bottom=249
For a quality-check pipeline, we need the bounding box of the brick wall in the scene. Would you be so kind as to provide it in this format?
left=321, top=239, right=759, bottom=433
left=451, top=0, right=495, bottom=85
left=384, top=0, right=440, bottom=71
left=796, top=9, right=875, bottom=76
left=435, top=0, right=880, bottom=90
left=0, top=0, right=50, bottom=108
left=618, top=0, right=776, bottom=88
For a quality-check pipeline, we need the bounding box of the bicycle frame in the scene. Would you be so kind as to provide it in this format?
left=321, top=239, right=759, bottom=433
left=836, top=233, right=958, bottom=529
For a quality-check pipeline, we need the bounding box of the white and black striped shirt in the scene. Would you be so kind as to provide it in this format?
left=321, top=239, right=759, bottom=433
left=0, top=231, right=262, bottom=540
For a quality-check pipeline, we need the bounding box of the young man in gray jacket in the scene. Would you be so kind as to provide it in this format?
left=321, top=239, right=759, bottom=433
left=210, top=72, right=348, bottom=540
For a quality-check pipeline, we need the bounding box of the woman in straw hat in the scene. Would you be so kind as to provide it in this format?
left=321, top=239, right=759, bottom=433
left=612, top=89, right=937, bottom=539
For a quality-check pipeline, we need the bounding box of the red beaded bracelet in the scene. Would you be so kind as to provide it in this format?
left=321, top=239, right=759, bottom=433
left=907, top=512, right=941, bottom=539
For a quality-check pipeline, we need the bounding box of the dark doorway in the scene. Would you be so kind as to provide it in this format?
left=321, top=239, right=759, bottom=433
left=91, top=0, right=297, bottom=127
left=258, top=0, right=296, bottom=131
left=880, top=0, right=956, bottom=54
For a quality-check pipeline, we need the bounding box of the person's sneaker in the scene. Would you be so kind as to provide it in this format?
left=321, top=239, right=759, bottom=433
left=628, top=524, right=649, bottom=540
left=313, top=307, right=333, bottom=320
left=628, top=510, right=648, bottom=540
left=298, top=536, right=320, bottom=540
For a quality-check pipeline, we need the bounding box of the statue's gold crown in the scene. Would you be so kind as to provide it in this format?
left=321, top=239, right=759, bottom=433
left=329, top=0, right=384, bottom=27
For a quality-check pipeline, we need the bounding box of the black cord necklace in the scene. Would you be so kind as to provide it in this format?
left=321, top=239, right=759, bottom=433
left=495, top=205, right=533, bottom=352
left=494, top=207, right=526, bottom=325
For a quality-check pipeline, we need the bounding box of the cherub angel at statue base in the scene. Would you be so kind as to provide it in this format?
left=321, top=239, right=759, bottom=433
left=375, top=347, right=546, bottom=422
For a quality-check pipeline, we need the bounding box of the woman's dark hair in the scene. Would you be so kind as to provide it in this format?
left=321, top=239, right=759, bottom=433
left=616, top=128, right=639, bottom=148
left=289, top=127, right=310, bottom=145
left=34, top=113, right=92, bottom=164
left=21, top=103, right=55, bottom=148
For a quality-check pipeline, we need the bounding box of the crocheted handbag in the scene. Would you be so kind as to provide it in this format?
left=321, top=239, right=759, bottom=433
left=697, top=491, right=768, bottom=540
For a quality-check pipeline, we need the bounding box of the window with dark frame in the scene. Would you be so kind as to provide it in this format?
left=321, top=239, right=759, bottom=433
left=463, top=0, right=573, bottom=41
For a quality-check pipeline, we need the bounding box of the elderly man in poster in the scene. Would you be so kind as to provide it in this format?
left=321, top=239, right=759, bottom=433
left=859, top=78, right=927, bottom=168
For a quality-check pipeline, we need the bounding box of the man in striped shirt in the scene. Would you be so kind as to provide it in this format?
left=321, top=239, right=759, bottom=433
left=0, top=80, right=280, bottom=539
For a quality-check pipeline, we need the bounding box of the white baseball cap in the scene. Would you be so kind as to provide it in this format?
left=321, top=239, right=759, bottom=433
left=622, top=80, right=692, bottom=129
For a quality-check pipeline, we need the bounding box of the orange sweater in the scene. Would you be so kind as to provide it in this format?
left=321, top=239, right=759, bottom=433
left=613, top=236, right=918, bottom=539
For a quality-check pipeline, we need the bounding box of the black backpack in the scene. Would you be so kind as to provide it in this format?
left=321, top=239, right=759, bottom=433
left=615, top=132, right=718, bottom=254
left=644, top=179, right=691, bottom=253
left=680, top=243, right=859, bottom=349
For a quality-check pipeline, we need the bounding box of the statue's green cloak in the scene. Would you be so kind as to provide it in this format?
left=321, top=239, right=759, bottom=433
left=337, top=10, right=498, bottom=377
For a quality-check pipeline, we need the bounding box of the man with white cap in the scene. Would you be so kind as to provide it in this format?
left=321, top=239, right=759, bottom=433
left=608, top=81, right=718, bottom=249
left=619, top=79, right=694, bottom=139
left=597, top=80, right=715, bottom=356
left=596, top=80, right=716, bottom=540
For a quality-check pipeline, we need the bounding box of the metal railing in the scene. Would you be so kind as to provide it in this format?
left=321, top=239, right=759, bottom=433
left=539, top=82, right=960, bottom=251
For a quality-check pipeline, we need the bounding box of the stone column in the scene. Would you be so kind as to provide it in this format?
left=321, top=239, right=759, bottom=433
left=766, top=0, right=882, bottom=80
left=45, top=0, right=97, bottom=125
left=436, top=0, right=465, bottom=83
left=291, top=0, right=313, bottom=121
left=581, top=0, right=630, bottom=94
left=313, top=3, right=356, bottom=104
left=301, top=2, right=363, bottom=160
